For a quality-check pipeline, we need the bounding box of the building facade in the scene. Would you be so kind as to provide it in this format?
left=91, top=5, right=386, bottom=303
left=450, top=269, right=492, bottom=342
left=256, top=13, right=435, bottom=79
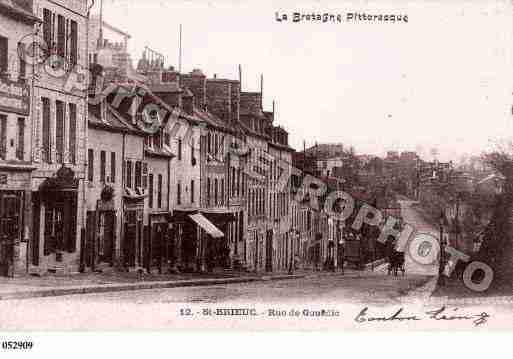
left=0, top=0, right=39, bottom=276
left=29, top=0, right=89, bottom=275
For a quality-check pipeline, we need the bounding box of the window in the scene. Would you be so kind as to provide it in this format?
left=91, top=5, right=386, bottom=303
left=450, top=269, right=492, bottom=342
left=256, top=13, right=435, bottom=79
left=153, top=131, right=161, bottom=149
left=191, top=139, right=195, bottom=165
left=18, top=42, right=26, bottom=80
left=220, top=178, right=224, bottom=205
left=177, top=182, right=182, bottom=205
left=0, top=36, right=7, bottom=74
left=237, top=168, right=240, bottom=196
left=68, top=103, right=77, bottom=164
left=87, top=149, right=94, bottom=181
left=57, top=15, right=65, bottom=58
left=100, top=151, right=106, bottom=182
left=214, top=178, right=218, bottom=205
left=0, top=115, right=6, bottom=160
left=55, top=100, right=65, bottom=163
left=207, top=178, right=211, bottom=206
left=142, top=163, right=148, bottom=188
left=70, top=20, right=78, bottom=66
left=16, top=118, right=25, bottom=160
left=178, top=139, right=182, bottom=160
left=207, top=133, right=211, bottom=154
left=231, top=167, right=236, bottom=196
left=42, top=97, right=51, bottom=162
left=43, top=9, right=52, bottom=56
left=148, top=174, right=154, bottom=208
left=157, top=174, right=162, bottom=208
left=110, top=152, right=116, bottom=183
left=126, top=160, right=132, bottom=188
left=191, top=180, right=195, bottom=203
left=164, top=132, right=170, bottom=146
left=134, top=161, right=142, bottom=188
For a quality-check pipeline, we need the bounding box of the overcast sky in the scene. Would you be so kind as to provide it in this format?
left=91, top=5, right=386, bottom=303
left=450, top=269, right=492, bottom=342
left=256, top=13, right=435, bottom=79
left=96, top=0, right=513, bottom=162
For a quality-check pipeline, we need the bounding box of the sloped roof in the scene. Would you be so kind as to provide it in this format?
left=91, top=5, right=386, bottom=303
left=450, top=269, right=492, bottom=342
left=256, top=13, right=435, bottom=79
left=0, top=0, right=40, bottom=23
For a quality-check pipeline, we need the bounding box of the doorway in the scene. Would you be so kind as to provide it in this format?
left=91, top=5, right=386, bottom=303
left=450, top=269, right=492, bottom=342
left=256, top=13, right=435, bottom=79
left=0, top=191, right=22, bottom=276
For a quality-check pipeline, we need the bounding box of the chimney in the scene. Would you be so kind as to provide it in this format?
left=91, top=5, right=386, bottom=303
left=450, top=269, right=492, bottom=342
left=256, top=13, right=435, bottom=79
left=206, top=77, right=233, bottom=123
left=181, top=69, right=206, bottom=109
left=182, top=88, right=194, bottom=115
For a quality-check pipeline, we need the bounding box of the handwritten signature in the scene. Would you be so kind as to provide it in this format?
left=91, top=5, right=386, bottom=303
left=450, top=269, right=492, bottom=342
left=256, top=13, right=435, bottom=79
left=355, top=306, right=489, bottom=326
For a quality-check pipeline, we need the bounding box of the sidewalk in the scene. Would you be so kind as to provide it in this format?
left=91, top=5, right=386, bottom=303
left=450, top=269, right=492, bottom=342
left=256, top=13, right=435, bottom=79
left=428, top=277, right=513, bottom=305
left=0, top=269, right=319, bottom=301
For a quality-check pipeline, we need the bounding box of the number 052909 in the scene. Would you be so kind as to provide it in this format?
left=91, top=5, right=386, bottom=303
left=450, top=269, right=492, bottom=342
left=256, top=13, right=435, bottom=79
left=2, top=341, right=34, bottom=350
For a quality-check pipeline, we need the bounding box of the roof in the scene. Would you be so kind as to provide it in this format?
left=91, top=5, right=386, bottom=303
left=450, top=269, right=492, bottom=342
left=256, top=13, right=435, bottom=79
left=0, top=0, right=40, bottom=23
left=269, top=141, right=295, bottom=152
left=150, top=82, right=181, bottom=93
left=88, top=104, right=146, bottom=136
left=477, top=173, right=506, bottom=185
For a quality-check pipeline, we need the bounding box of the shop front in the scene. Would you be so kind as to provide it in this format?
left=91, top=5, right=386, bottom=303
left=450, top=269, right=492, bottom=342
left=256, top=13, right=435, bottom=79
left=84, top=186, right=117, bottom=272
left=0, top=73, right=33, bottom=277
left=122, top=189, right=146, bottom=271
left=32, top=166, right=79, bottom=274
left=169, top=209, right=232, bottom=273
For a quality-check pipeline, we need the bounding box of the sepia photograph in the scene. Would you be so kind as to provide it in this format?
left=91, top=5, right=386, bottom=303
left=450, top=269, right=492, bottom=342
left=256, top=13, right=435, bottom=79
left=1, top=0, right=513, bottom=348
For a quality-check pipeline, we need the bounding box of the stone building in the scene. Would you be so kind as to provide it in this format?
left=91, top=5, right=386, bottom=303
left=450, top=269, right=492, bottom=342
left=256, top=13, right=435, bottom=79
left=29, top=0, right=89, bottom=275
left=0, top=0, right=39, bottom=276
left=86, top=99, right=146, bottom=272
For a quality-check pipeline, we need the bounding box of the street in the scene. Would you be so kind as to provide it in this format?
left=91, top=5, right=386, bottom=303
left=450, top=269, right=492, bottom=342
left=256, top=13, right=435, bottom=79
left=0, top=272, right=433, bottom=330
left=0, top=199, right=441, bottom=330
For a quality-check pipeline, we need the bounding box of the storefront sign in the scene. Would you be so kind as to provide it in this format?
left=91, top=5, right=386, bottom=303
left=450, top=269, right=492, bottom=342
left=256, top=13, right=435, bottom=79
left=0, top=78, right=30, bottom=115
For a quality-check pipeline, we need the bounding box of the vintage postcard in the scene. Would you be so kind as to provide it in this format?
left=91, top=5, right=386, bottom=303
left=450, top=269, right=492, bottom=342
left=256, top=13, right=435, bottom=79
left=1, top=0, right=513, bottom=343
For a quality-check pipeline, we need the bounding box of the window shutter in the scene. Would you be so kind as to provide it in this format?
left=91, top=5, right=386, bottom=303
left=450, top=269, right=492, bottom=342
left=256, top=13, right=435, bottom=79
left=0, top=115, right=7, bottom=159
left=0, top=36, right=8, bottom=74
left=68, top=103, right=77, bottom=164
left=70, top=20, right=78, bottom=66
left=55, top=100, right=65, bottom=163
left=42, top=97, right=51, bottom=162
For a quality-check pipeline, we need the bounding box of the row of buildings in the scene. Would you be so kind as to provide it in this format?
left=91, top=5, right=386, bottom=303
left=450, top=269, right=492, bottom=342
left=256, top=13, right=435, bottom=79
left=0, top=0, right=342, bottom=277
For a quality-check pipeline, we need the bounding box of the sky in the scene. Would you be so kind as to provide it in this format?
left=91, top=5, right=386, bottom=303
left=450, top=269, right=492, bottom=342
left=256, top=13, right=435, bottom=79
left=95, top=0, right=513, bottom=162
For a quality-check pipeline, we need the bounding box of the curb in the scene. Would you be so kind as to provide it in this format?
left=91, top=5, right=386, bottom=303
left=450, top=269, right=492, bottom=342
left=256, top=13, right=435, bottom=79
left=0, top=274, right=307, bottom=301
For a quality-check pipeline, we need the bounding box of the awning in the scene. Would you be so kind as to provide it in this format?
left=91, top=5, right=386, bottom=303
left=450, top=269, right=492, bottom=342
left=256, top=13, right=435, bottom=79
left=189, top=213, right=224, bottom=239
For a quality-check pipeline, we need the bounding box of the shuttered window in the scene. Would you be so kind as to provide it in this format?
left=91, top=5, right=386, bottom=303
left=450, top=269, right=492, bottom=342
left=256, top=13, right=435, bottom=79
left=57, top=15, right=65, bottom=58
left=68, top=103, right=77, bottom=164
left=0, top=36, right=7, bottom=75
left=126, top=160, right=132, bottom=188
left=191, top=180, right=195, bottom=203
left=87, top=149, right=94, bottom=182
left=55, top=100, right=65, bottom=163
left=16, top=118, right=25, bottom=160
left=0, top=115, right=6, bottom=160
left=220, top=178, right=224, bottom=205
left=18, top=42, right=25, bottom=80
left=157, top=174, right=162, bottom=208
left=43, top=9, right=52, bottom=55
left=110, top=152, right=116, bottom=183
left=148, top=174, right=154, bottom=208
left=100, top=150, right=106, bottom=182
left=134, top=161, right=142, bottom=188
left=42, top=97, right=51, bottom=162
left=70, top=20, right=78, bottom=66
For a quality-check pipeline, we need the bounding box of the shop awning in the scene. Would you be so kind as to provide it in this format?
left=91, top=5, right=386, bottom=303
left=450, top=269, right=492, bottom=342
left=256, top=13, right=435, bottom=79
left=189, top=213, right=224, bottom=238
